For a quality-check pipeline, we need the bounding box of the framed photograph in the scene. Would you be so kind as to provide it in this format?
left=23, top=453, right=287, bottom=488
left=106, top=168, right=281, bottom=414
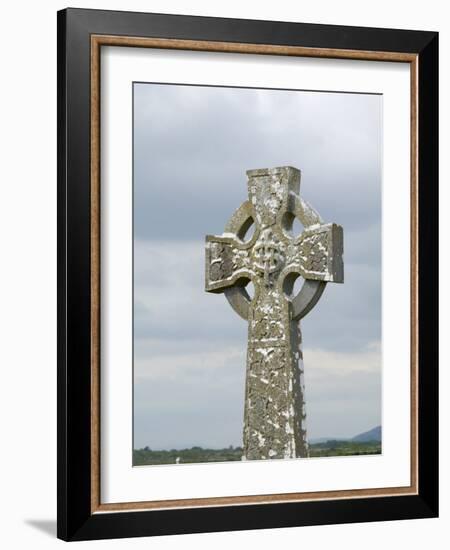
left=57, top=8, right=438, bottom=541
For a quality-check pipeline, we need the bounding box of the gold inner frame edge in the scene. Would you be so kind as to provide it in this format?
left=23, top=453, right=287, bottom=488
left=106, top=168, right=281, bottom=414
left=90, top=34, right=419, bottom=514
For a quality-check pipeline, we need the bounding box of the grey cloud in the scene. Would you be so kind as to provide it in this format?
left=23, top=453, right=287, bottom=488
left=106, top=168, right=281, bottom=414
left=305, top=369, right=381, bottom=440
left=133, top=345, right=380, bottom=449
left=133, top=237, right=380, bottom=353
left=133, top=83, right=381, bottom=241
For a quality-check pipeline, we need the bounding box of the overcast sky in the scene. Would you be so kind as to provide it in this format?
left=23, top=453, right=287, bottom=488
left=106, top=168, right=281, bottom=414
left=133, top=82, right=382, bottom=450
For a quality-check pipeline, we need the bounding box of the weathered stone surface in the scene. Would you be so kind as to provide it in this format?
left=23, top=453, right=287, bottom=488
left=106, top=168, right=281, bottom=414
left=205, top=166, right=344, bottom=460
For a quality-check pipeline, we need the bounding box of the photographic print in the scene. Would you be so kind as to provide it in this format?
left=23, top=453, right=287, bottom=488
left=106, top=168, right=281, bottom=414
left=58, top=10, right=438, bottom=539
left=132, top=82, right=382, bottom=466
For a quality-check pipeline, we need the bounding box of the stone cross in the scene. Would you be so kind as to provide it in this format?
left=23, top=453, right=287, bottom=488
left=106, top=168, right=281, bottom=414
left=205, top=167, right=343, bottom=460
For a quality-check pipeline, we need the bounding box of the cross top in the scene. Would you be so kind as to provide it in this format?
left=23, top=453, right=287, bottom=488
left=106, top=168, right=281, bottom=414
left=205, top=167, right=343, bottom=460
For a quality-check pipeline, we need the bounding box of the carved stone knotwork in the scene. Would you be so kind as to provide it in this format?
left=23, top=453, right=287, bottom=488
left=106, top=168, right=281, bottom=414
left=205, top=166, right=344, bottom=460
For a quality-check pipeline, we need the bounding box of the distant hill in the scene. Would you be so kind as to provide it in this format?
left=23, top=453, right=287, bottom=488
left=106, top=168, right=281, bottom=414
left=310, top=426, right=382, bottom=445
left=352, top=425, right=381, bottom=442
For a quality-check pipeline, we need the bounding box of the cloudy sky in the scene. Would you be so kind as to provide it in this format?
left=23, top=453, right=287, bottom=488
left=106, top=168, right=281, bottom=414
left=133, top=82, right=382, bottom=450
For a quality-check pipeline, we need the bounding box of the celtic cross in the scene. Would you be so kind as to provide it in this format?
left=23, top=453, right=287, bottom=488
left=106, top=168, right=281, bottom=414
left=205, top=167, right=343, bottom=460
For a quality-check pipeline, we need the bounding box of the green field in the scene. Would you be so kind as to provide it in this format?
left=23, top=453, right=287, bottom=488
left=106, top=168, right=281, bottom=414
left=133, top=440, right=381, bottom=466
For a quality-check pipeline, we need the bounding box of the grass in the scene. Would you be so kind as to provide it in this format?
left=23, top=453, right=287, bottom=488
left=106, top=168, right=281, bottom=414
left=133, top=440, right=381, bottom=466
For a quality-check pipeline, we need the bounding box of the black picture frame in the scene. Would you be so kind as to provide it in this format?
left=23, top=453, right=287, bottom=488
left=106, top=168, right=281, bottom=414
left=57, top=7, right=438, bottom=542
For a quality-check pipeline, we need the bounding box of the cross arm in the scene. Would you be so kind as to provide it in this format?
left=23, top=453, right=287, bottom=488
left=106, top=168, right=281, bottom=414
left=205, top=234, right=254, bottom=293
left=286, top=222, right=344, bottom=283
